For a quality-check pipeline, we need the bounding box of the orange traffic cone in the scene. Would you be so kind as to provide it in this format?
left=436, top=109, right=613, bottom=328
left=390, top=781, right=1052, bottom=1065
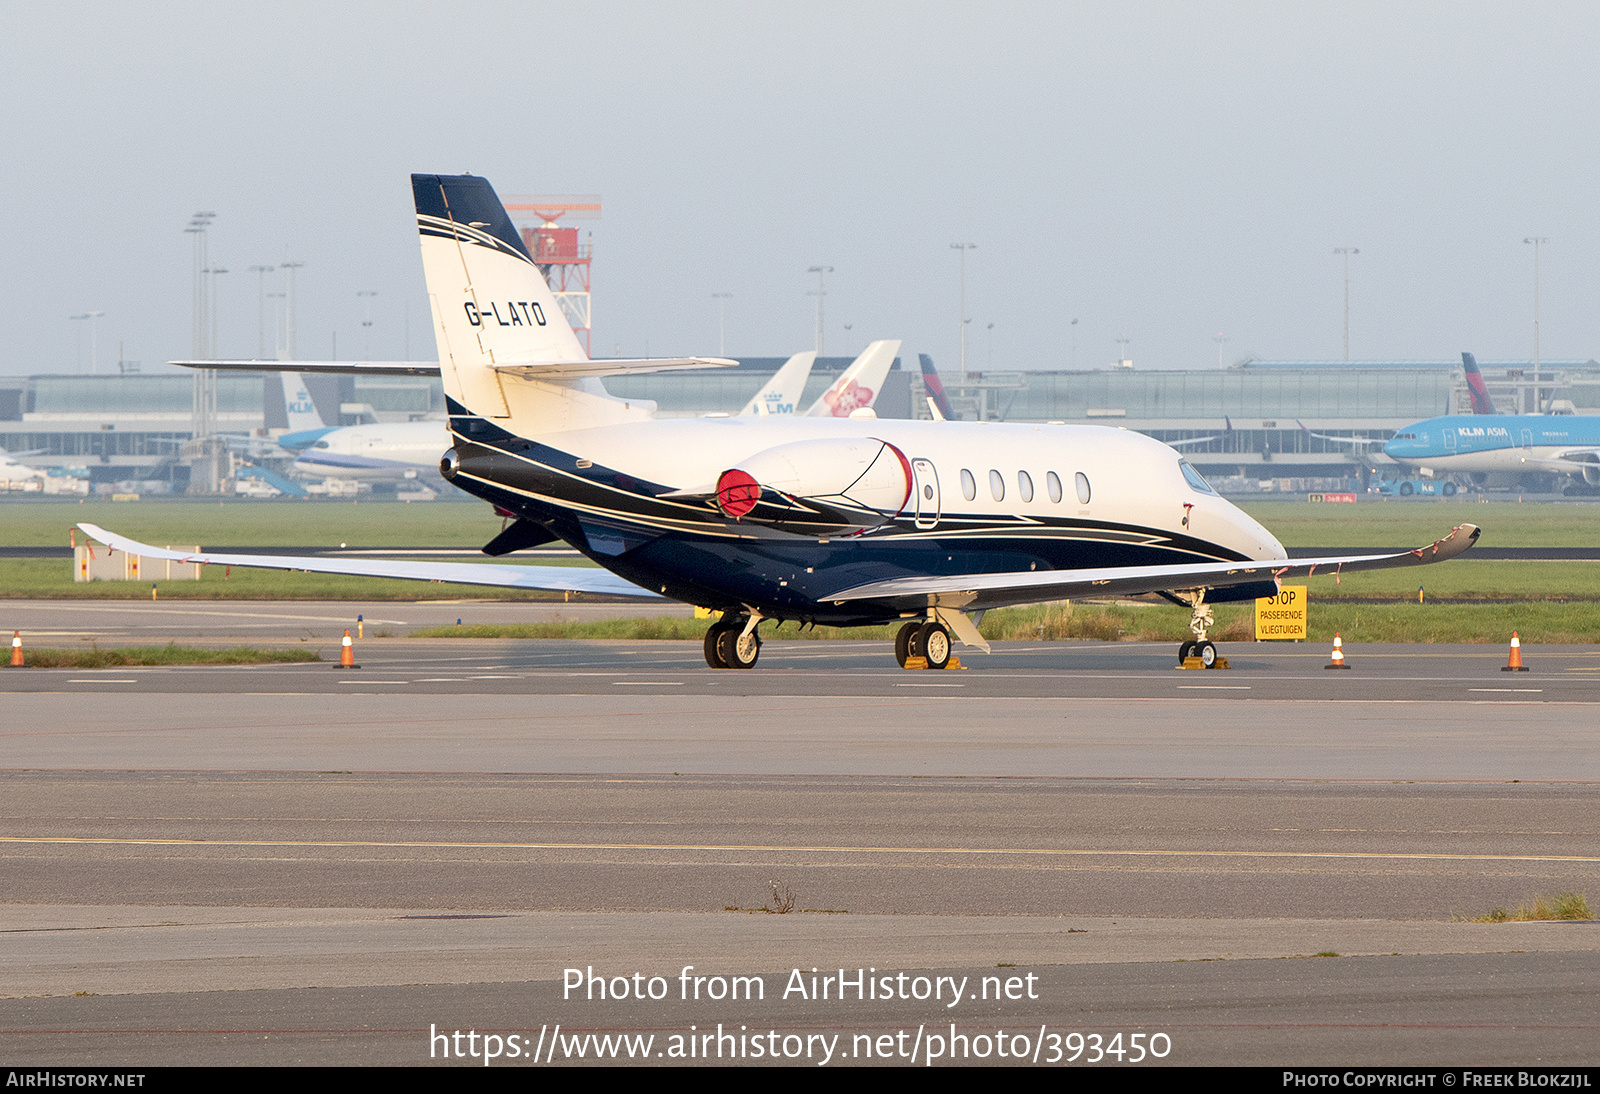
left=1325, top=632, right=1350, bottom=670
left=338, top=629, right=358, bottom=669
left=10, top=631, right=22, bottom=667
left=1501, top=632, right=1529, bottom=672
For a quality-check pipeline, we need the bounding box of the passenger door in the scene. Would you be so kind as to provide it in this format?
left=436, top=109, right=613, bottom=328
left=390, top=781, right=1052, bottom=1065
left=912, top=458, right=940, bottom=530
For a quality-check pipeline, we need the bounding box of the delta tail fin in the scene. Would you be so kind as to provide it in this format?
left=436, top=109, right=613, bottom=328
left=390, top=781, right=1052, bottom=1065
left=740, top=351, right=816, bottom=416
left=918, top=353, right=957, bottom=421
left=804, top=339, right=901, bottom=417
left=1461, top=352, right=1496, bottom=414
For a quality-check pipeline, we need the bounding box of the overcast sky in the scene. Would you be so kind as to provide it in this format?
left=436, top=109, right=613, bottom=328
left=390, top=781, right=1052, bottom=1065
left=3, top=2, right=1598, bottom=377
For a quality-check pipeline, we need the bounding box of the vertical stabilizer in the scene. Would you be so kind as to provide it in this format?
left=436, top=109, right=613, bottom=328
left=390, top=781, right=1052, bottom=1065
left=804, top=339, right=901, bottom=417
left=282, top=372, right=326, bottom=432
left=918, top=353, right=957, bottom=421
left=413, top=174, right=641, bottom=433
left=1461, top=352, right=1496, bottom=415
left=740, top=351, right=816, bottom=416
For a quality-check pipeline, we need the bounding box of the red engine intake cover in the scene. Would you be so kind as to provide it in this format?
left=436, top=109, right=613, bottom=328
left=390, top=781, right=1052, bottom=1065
left=715, top=467, right=761, bottom=518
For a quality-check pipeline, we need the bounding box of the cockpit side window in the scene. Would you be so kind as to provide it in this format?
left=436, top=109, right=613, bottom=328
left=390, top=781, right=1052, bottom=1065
left=1178, top=459, right=1217, bottom=496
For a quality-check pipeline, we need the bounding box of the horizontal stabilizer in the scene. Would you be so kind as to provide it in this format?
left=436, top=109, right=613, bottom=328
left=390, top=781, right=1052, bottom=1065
left=492, top=356, right=738, bottom=379
left=77, top=524, right=660, bottom=599
left=173, top=360, right=442, bottom=376
left=825, top=524, right=1480, bottom=612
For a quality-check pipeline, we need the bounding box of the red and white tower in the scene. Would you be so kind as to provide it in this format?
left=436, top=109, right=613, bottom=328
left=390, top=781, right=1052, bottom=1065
left=504, top=194, right=600, bottom=355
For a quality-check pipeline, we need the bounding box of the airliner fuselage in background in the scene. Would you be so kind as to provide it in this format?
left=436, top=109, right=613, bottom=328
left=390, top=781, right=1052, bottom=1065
left=103, top=172, right=1478, bottom=671
left=1385, top=414, right=1600, bottom=484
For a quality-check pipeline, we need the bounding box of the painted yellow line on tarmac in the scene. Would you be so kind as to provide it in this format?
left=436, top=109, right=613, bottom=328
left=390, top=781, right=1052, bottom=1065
left=2, top=836, right=1597, bottom=864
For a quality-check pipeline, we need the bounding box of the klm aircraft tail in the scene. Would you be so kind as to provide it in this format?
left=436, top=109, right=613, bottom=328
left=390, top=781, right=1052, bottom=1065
left=1461, top=352, right=1496, bottom=415
left=740, top=351, right=816, bottom=416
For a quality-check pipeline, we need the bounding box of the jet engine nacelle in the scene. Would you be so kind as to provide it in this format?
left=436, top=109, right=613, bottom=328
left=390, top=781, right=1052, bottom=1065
left=715, top=438, right=912, bottom=529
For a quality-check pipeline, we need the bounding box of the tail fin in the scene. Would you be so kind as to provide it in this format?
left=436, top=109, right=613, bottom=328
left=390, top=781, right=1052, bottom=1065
left=804, top=339, right=901, bottom=417
left=413, top=173, right=640, bottom=432
left=1461, top=352, right=1495, bottom=414
left=281, top=372, right=327, bottom=433
left=740, top=351, right=816, bottom=416
left=918, top=353, right=957, bottom=421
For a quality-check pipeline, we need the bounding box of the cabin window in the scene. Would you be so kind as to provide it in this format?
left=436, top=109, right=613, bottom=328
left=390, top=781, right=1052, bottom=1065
left=961, top=469, right=976, bottom=501
left=1075, top=471, right=1091, bottom=505
left=989, top=469, right=1005, bottom=501
left=1046, top=471, right=1063, bottom=503
left=1017, top=470, right=1034, bottom=502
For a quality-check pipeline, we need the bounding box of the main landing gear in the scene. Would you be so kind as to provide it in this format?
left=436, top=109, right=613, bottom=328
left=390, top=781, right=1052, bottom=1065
left=1175, top=591, right=1224, bottom=669
left=894, top=619, right=952, bottom=670
left=704, top=614, right=762, bottom=669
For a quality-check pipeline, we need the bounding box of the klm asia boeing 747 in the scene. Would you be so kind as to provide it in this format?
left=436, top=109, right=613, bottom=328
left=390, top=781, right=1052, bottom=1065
left=82, top=174, right=1479, bottom=669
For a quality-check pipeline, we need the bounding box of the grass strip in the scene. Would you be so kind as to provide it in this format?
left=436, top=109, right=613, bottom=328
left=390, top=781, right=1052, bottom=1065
left=15, top=643, right=322, bottom=668
left=1463, top=891, right=1593, bottom=923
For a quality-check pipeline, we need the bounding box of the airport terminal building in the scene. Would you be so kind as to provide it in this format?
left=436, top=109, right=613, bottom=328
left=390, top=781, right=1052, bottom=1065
left=3, top=356, right=1597, bottom=493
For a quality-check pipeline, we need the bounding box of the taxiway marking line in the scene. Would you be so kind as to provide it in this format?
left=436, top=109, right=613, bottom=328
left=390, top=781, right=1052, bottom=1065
left=3, top=836, right=1597, bottom=864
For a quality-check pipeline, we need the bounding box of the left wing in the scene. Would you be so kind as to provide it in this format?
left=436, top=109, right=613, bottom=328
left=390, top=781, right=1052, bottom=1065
left=1297, top=419, right=1382, bottom=447
left=825, top=523, right=1480, bottom=612
left=76, top=524, right=661, bottom=598
left=1519, top=449, right=1600, bottom=481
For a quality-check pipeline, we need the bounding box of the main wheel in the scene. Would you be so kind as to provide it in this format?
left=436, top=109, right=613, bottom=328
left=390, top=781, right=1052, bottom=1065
left=704, top=622, right=730, bottom=668
left=716, top=624, right=761, bottom=669
left=894, top=622, right=920, bottom=667
left=1196, top=640, right=1218, bottom=668
left=917, top=622, right=951, bottom=669
left=1178, top=640, right=1195, bottom=664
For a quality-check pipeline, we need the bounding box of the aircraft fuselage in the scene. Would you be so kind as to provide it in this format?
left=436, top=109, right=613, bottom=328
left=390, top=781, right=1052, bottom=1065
left=441, top=405, right=1286, bottom=625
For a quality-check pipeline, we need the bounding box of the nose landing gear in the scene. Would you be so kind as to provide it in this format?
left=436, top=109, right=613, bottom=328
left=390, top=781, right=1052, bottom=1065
left=1175, top=591, right=1227, bottom=669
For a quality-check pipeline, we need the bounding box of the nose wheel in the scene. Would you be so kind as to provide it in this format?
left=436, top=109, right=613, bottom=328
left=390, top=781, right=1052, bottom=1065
left=1176, top=591, right=1223, bottom=668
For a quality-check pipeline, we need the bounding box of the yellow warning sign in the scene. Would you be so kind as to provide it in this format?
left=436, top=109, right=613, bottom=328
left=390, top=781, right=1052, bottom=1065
left=1255, top=585, right=1307, bottom=640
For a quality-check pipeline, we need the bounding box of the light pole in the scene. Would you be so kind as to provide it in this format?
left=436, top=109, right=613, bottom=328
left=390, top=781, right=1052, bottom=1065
left=249, top=266, right=274, bottom=358
left=1215, top=332, right=1227, bottom=369
left=1070, top=318, right=1078, bottom=369
left=279, top=261, right=304, bottom=361
left=268, top=292, right=286, bottom=359
left=1524, top=237, right=1548, bottom=413
left=1334, top=247, right=1359, bottom=360
left=358, top=290, right=378, bottom=359
left=806, top=267, right=832, bottom=357
left=1116, top=336, right=1131, bottom=367
left=712, top=292, right=732, bottom=356
left=204, top=266, right=227, bottom=357
left=951, top=243, right=976, bottom=374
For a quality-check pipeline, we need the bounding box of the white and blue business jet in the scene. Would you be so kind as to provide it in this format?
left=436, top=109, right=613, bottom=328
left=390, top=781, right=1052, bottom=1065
left=82, top=173, right=1480, bottom=670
